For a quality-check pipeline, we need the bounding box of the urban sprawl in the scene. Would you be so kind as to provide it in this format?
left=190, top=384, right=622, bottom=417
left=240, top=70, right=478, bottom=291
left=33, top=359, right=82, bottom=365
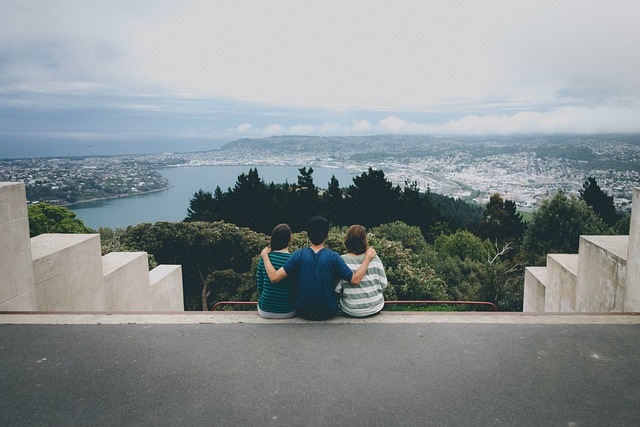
left=1, top=135, right=638, bottom=212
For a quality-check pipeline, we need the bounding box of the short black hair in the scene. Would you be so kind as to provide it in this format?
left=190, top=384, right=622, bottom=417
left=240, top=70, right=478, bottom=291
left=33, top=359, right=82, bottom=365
left=307, top=216, right=329, bottom=245
left=270, top=223, right=292, bottom=251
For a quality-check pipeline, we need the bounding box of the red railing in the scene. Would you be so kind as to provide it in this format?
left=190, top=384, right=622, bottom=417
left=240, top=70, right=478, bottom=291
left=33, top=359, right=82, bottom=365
left=211, top=300, right=497, bottom=311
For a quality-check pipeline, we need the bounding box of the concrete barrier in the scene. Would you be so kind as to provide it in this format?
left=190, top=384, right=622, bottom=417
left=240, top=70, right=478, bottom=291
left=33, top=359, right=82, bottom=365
left=576, top=235, right=628, bottom=312
left=0, top=181, right=185, bottom=312
left=0, top=183, right=36, bottom=310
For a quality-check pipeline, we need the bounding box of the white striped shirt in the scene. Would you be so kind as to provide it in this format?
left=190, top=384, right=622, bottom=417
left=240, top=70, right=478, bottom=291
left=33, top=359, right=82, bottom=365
left=336, top=254, right=387, bottom=317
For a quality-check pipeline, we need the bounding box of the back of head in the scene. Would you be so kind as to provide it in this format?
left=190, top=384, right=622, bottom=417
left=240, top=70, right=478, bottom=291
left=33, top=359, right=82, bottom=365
left=270, top=223, right=292, bottom=251
left=344, top=224, right=368, bottom=255
left=307, top=216, right=329, bottom=245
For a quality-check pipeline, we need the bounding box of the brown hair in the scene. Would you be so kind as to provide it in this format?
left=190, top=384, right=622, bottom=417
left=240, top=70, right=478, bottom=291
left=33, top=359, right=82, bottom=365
left=344, top=225, right=368, bottom=255
left=270, top=224, right=292, bottom=251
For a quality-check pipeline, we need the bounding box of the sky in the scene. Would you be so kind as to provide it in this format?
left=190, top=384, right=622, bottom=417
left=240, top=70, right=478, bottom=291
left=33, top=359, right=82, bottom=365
left=1, top=0, right=640, bottom=154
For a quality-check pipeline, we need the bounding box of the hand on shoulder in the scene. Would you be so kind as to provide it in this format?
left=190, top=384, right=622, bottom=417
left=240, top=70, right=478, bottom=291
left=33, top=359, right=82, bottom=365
left=366, top=247, right=376, bottom=261
left=261, top=247, right=271, bottom=258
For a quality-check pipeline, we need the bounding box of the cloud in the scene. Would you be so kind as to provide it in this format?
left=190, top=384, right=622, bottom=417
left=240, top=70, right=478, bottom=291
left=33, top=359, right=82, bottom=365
left=2, top=1, right=640, bottom=137
left=235, top=123, right=252, bottom=133
left=229, top=103, right=640, bottom=138
left=263, top=124, right=284, bottom=135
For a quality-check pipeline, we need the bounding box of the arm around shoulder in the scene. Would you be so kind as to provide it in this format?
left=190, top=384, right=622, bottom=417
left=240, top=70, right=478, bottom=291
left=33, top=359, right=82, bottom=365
left=349, top=247, right=376, bottom=285
left=261, top=247, right=288, bottom=283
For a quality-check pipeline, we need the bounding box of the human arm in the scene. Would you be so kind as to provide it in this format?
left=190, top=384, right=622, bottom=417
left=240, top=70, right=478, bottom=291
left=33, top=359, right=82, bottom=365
left=349, top=247, right=377, bottom=285
left=260, top=247, right=288, bottom=283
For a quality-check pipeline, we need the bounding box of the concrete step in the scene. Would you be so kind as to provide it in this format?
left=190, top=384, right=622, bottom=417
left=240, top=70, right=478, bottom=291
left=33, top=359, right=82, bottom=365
left=546, top=254, right=579, bottom=312
left=523, top=266, right=547, bottom=312
left=30, top=234, right=103, bottom=311
left=576, top=235, right=629, bottom=312
left=149, top=265, right=184, bottom=311
left=625, top=187, right=640, bottom=310
left=102, top=252, right=151, bottom=311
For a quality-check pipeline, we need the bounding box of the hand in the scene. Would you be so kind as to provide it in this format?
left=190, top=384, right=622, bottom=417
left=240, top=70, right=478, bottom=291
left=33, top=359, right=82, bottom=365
left=261, top=246, right=271, bottom=258
left=366, top=247, right=376, bottom=260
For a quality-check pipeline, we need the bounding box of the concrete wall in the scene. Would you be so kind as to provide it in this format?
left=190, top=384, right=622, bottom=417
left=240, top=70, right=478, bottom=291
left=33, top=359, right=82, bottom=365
left=545, top=254, right=578, bottom=312
left=576, top=235, right=628, bottom=312
left=0, top=181, right=184, bottom=312
left=149, top=265, right=184, bottom=311
left=523, top=267, right=546, bottom=312
left=625, top=188, right=640, bottom=311
left=31, top=234, right=104, bottom=311
left=0, top=183, right=36, bottom=311
left=102, top=252, right=152, bottom=311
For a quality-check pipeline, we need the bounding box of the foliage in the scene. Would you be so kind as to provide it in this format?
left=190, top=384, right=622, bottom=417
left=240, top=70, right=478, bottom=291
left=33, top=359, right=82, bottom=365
left=27, top=202, right=93, bottom=237
left=434, top=230, right=495, bottom=263
left=522, top=191, right=611, bottom=265
left=479, top=193, right=525, bottom=245
left=118, top=221, right=267, bottom=310
left=579, top=177, right=618, bottom=226
left=183, top=167, right=480, bottom=240
left=371, top=221, right=428, bottom=254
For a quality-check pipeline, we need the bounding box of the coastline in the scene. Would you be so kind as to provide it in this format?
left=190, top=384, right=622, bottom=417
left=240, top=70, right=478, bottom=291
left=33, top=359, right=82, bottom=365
left=63, top=185, right=172, bottom=208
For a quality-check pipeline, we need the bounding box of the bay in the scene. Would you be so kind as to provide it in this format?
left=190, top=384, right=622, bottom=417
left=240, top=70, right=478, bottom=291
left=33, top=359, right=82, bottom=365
left=69, top=165, right=357, bottom=229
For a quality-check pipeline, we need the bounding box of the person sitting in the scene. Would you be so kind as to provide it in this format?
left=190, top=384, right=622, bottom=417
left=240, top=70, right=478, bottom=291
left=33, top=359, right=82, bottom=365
left=335, top=225, right=387, bottom=317
left=256, top=224, right=296, bottom=319
left=261, top=216, right=376, bottom=320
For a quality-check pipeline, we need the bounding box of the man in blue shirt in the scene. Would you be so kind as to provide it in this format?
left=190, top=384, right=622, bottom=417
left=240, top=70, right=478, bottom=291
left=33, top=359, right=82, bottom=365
left=261, top=216, right=376, bottom=320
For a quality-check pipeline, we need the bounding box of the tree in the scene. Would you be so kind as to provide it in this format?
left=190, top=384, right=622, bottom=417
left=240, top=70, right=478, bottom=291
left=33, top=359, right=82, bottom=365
left=579, top=177, right=618, bottom=226
left=223, top=168, right=275, bottom=233
left=120, top=221, right=267, bottom=310
left=287, top=167, right=320, bottom=231
left=345, top=167, right=401, bottom=227
left=522, top=191, right=610, bottom=265
left=28, top=203, right=93, bottom=237
left=321, top=175, right=345, bottom=224
left=479, top=193, right=525, bottom=245
left=185, top=189, right=217, bottom=222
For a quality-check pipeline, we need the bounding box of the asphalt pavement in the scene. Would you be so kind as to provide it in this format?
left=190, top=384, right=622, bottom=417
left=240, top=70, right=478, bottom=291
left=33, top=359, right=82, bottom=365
left=1, top=315, right=639, bottom=426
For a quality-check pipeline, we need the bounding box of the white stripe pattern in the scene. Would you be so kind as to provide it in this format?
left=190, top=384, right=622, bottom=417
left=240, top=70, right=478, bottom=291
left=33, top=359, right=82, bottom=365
left=336, top=254, right=387, bottom=317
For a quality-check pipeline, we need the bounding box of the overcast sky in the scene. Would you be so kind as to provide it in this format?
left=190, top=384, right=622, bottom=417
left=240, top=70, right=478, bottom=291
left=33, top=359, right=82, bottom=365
left=1, top=0, right=640, bottom=148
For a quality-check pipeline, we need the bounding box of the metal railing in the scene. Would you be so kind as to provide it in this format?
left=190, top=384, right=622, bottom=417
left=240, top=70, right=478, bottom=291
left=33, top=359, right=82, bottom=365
left=211, top=300, right=497, bottom=311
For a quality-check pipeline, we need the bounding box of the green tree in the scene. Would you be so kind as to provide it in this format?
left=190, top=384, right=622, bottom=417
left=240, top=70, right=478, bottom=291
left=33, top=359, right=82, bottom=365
left=371, top=221, right=428, bottom=254
left=321, top=175, right=345, bottom=224
left=287, top=167, right=321, bottom=231
left=120, top=221, right=267, bottom=310
left=346, top=167, right=401, bottom=227
left=28, top=203, right=93, bottom=237
left=579, top=177, right=618, bottom=226
left=479, top=193, right=525, bottom=245
left=185, top=189, right=217, bottom=222
left=522, top=191, right=610, bottom=265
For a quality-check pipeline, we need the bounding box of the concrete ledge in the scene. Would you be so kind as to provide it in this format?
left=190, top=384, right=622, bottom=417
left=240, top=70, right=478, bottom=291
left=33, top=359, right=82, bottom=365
left=31, top=234, right=103, bottom=310
left=149, top=264, right=184, bottom=311
left=546, top=254, right=578, bottom=312
left=523, top=266, right=547, bottom=312
left=577, top=235, right=629, bottom=312
left=102, top=252, right=151, bottom=311
left=1, top=311, right=639, bottom=325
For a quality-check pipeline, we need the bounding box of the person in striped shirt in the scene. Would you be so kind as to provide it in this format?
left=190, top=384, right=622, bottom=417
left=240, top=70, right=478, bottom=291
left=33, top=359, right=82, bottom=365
left=256, top=224, right=296, bottom=318
left=336, top=225, right=387, bottom=317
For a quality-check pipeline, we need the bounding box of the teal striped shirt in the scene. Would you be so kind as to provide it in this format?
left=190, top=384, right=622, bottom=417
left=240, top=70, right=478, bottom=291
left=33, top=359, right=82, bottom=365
left=336, top=254, right=387, bottom=317
left=256, top=251, right=296, bottom=314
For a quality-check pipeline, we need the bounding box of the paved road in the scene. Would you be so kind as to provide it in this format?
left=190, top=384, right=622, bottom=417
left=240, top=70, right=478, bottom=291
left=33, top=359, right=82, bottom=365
left=1, top=321, right=639, bottom=426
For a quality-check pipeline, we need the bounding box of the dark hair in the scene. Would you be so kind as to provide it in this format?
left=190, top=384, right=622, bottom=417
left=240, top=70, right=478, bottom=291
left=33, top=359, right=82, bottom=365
left=307, top=216, right=329, bottom=245
left=270, top=224, right=292, bottom=251
left=344, top=225, right=368, bottom=255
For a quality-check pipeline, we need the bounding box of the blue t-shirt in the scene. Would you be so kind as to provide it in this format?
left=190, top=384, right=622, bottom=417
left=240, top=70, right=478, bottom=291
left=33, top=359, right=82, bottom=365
left=283, top=247, right=353, bottom=318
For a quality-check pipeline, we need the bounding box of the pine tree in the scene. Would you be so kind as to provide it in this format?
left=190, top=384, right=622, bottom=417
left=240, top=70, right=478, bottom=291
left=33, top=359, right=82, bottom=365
left=579, top=177, right=618, bottom=226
